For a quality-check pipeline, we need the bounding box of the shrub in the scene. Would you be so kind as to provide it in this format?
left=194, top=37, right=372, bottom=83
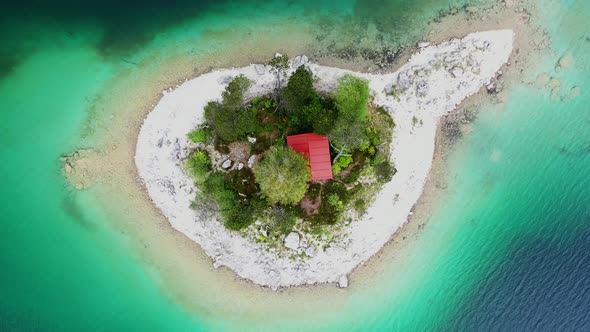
left=332, top=164, right=342, bottom=176
left=306, top=183, right=322, bottom=201
left=254, top=146, right=311, bottom=205
left=185, top=150, right=211, bottom=183
left=268, top=205, right=298, bottom=235
left=187, top=128, right=208, bottom=143
left=374, top=161, right=396, bottom=183
left=202, top=172, right=255, bottom=231
left=334, top=74, right=370, bottom=120
left=283, top=66, right=315, bottom=114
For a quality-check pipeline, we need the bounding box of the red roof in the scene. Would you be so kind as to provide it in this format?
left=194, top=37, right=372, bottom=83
left=286, top=133, right=333, bottom=181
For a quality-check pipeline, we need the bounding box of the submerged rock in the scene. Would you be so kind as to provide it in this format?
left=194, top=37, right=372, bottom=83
left=555, top=53, right=573, bottom=71
left=284, top=232, right=300, bottom=250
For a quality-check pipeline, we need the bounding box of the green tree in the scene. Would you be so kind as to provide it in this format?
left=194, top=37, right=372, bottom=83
left=268, top=54, right=290, bottom=96
left=329, top=74, right=371, bottom=156
left=334, top=74, right=370, bottom=120
left=184, top=150, right=211, bottom=183
left=254, top=146, right=311, bottom=205
left=282, top=66, right=315, bottom=114
left=301, top=97, right=338, bottom=135
left=204, top=75, right=256, bottom=142
left=330, top=114, right=369, bottom=151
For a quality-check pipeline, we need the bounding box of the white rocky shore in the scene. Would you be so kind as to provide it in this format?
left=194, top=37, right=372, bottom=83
left=135, top=30, right=513, bottom=289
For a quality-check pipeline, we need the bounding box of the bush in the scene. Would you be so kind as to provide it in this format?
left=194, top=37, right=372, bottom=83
left=306, top=183, right=322, bottom=201
left=184, top=150, right=211, bottom=183
left=267, top=205, right=298, bottom=235
left=187, top=128, right=208, bottom=143
left=282, top=66, right=315, bottom=114
left=334, top=74, right=370, bottom=120
left=202, top=172, right=256, bottom=231
left=254, top=146, right=311, bottom=205
left=308, top=181, right=350, bottom=225
left=374, top=161, right=396, bottom=183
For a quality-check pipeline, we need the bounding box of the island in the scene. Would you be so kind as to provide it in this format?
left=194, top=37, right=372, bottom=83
left=135, top=30, right=513, bottom=290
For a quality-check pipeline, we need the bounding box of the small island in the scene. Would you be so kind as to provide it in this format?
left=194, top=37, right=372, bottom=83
left=184, top=62, right=395, bottom=252
left=135, top=30, right=513, bottom=289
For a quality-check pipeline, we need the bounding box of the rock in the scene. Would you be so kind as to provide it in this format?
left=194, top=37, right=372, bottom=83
left=466, top=6, right=479, bottom=14
left=304, top=246, right=316, bottom=258
left=247, top=155, right=256, bottom=168
left=247, top=136, right=257, bottom=144
left=486, top=81, right=497, bottom=93
left=260, top=228, right=267, bottom=237
left=218, top=75, right=233, bottom=84
left=450, top=67, right=464, bottom=78
left=237, top=162, right=244, bottom=170
left=292, top=55, right=309, bottom=68
left=221, top=159, right=232, bottom=169
left=336, top=275, right=349, bottom=288
left=274, top=52, right=283, bottom=58
left=284, top=232, right=300, bottom=250
left=418, top=42, right=430, bottom=48
left=416, top=81, right=429, bottom=97
left=254, top=64, right=266, bottom=75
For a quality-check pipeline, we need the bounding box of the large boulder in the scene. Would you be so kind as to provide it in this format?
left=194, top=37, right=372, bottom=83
left=292, top=55, right=309, bottom=69
left=337, top=275, right=349, bottom=288
left=284, top=232, right=300, bottom=250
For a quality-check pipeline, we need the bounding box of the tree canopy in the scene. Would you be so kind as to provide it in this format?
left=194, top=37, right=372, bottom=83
left=334, top=74, right=370, bottom=120
left=204, top=75, right=256, bottom=142
left=254, top=146, right=311, bottom=205
left=282, top=66, right=315, bottom=114
left=328, top=74, right=371, bottom=150
left=268, top=54, right=290, bottom=93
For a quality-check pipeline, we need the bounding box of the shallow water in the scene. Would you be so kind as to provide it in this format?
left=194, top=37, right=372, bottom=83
left=1, top=0, right=589, bottom=330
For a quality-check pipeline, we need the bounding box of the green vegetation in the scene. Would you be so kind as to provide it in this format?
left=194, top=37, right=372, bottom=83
left=187, top=128, right=209, bottom=143
left=185, top=55, right=396, bottom=238
left=204, top=75, right=256, bottom=142
left=254, top=146, right=311, bottom=205
left=282, top=66, right=315, bottom=114
left=334, top=74, right=370, bottom=120
left=184, top=150, right=211, bottom=183
left=268, top=54, right=290, bottom=93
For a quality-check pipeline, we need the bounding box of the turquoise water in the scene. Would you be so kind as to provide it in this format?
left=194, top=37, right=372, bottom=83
left=1, top=0, right=589, bottom=330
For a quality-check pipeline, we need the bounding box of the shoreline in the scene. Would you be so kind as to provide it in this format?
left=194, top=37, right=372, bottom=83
left=58, top=0, right=548, bottom=321
left=134, top=30, right=513, bottom=289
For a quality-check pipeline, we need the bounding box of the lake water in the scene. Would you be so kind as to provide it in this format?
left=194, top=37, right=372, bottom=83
left=1, top=0, right=588, bottom=330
